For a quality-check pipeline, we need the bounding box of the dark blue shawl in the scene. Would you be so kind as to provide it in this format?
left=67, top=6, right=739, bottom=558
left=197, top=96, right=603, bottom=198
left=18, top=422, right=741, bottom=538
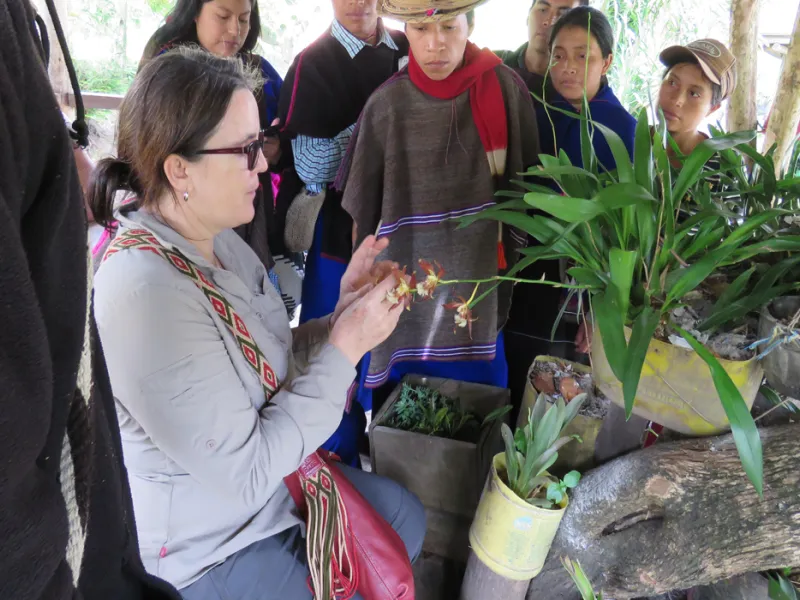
left=535, top=82, right=636, bottom=172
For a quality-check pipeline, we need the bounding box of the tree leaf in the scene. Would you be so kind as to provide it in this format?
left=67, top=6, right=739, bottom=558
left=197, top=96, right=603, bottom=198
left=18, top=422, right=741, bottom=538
left=563, top=393, right=587, bottom=429
left=568, top=267, right=607, bottom=289
left=524, top=192, right=604, bottom=223
left=609, top=248, right=637, bottom=323
left=621, top=306, right=661, bottom=419
left=664, top=246, right=736, bottom=309
left=593, top=122, right=635, bottom=183
left=671, top=130, right=756, bottom=204
left=482, top=405, right=512, bottom=427
left=594, top=289, right=628, bottom=382
left=547, top=482, right=565, bottom=503
left=767, top=575, right=798, bottom=600
left=633, top=108, right=654, bottom=195
left=673, top=326, right=763, bottom=497
left=526, top=497, right=555, bottom=508
left=562, top=470, right=581, bottom=488
left=531, top=392, right=548, bottom=433
left=501, top=423, right=519, bottom=487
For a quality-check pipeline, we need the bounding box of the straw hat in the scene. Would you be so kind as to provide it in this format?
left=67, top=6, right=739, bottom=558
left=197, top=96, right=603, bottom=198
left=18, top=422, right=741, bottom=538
left=379, top=0, right=490, bottom=22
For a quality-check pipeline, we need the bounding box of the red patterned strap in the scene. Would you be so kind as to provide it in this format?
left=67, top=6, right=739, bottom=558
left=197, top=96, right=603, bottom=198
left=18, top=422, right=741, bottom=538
left=104, top=229, right=358, bottom=600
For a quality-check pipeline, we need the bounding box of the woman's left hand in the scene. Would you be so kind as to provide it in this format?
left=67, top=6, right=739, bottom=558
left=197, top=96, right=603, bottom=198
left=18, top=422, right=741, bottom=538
left=332, top=235, right=397, bottom=328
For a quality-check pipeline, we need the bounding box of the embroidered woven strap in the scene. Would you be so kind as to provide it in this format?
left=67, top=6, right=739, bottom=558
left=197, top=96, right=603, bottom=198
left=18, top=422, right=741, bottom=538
left=103, top=228, right=357, bottom=600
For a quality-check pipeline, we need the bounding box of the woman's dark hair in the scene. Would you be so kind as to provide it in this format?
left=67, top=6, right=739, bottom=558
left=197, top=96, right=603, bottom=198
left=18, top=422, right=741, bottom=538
left=662, top=64, right=723, bottom=106
left=146, top=0, right=260, bottom=60
left=549, top=6, right=615, bottom=58
left=89, top=47, right=259, bottom=228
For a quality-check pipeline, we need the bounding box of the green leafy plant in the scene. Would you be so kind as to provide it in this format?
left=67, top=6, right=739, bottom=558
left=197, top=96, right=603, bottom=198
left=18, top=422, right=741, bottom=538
left=458, top=102, right=800, bottom=496
left=385, top=383, right=510, bottom=441
left=546, top=470, right=581, bottom=506
left=500, top=392, right=585, bottom=508
left=769, top=573, right=799, bottom=600
left=562, top=556, right=603, bottom=600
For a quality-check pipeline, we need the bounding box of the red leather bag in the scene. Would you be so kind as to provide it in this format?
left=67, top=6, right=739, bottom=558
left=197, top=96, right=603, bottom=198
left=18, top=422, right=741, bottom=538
left=285, top=451, right=415, bottom=600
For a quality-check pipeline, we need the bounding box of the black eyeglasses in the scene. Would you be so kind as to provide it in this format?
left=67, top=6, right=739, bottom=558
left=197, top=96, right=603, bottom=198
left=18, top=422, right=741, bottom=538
left=196, top=131, right=265, bottom=171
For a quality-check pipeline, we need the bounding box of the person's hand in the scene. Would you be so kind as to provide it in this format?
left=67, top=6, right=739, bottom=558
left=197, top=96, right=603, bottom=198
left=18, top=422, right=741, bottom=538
left=263, top=118, right=282, bottom=166
left=329, top=274, right=404, bottom=366
left=332, top=235, right=397, bottom=327
left=575, top=320, right=592, bottom=354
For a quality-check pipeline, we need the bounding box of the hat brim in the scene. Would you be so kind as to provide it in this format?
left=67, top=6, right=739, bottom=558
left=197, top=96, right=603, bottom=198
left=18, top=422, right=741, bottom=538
left=659, top=45, right=721, bottom=85
left=379, top=0, right=488, bottom=22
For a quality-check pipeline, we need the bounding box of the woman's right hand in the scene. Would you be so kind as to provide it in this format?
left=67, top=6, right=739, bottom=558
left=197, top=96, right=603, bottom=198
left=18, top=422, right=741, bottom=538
left=328, top=274, right=404, bottom=366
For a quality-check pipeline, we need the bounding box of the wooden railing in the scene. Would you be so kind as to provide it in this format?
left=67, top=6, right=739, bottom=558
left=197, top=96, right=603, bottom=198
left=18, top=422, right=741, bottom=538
left=63, top=92, right=124, bottom=111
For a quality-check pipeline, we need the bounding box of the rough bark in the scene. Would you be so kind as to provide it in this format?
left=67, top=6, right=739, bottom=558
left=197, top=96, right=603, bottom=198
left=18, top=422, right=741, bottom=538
left=526, top=424, right=800, bottom=600
left=763, top=3, right=800, bottom=172
left=727, top=0, right=760, bottom=137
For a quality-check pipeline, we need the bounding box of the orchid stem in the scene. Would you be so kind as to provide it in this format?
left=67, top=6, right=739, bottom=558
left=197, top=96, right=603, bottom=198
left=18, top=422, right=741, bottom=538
left=439, top=277, right=587, bottom=289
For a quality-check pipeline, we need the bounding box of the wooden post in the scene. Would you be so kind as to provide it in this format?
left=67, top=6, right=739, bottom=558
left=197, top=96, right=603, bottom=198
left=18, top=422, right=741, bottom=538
left=460, top=550, right=530, bottom=600
left=33, top=0, right=71, bottom=109
left=727, top=0, right=760, bottom=136
left=763, top=2, right=800, bottom=173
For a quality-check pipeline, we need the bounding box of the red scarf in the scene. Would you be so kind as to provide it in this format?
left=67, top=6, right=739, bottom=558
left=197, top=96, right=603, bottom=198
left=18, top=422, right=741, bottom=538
left=408, top=41, right=510, bottom=268
left=408, top=41, right=508, bottom=177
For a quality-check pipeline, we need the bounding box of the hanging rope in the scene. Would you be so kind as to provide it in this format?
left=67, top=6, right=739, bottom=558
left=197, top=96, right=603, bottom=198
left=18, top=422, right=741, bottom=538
left=41, top=0, right=90, bottom=148
left=33, top=13, right=50, bottom=66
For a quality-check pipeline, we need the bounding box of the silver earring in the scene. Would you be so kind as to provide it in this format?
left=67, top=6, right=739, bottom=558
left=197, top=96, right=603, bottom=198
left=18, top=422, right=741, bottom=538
left=183, top=191, right=189, bottom=202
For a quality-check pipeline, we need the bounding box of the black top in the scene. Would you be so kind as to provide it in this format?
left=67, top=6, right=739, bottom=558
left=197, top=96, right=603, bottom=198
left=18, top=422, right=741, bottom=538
left=496, top=42, right=553, bottom=104
left=496, top=44, right=564, bottom=344
left=277, top=25, right=409, bottom=261
left=278, top=27, right=409, bottom=139
left=0, top=2, right=179, bottom=599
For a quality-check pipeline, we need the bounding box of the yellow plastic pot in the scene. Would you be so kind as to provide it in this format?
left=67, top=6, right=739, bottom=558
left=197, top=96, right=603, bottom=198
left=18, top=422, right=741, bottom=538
left=591, top=325, right=763, bottom=435
left=518, top=357, right=604, bottom=473
left=468, top=453, right=566, bottom=581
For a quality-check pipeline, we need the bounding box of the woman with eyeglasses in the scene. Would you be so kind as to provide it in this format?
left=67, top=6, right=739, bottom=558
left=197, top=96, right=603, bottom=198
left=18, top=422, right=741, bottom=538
left=90, top=47, right=425, bottom=598
left=137, top=0, right=303, bottom=319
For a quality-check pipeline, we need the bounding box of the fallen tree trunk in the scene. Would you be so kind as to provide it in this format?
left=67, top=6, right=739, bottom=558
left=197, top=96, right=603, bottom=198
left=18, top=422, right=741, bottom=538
left=526, top=423, right=800, bottom=600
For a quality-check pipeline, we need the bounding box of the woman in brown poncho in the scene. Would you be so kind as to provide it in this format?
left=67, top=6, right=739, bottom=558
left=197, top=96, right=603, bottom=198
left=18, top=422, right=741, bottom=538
left=337, top=0, right=540, bottom=401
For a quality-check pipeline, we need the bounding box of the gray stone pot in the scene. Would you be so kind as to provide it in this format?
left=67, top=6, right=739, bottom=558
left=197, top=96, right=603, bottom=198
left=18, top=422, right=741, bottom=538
left=759, top=296, right=800, bottom=398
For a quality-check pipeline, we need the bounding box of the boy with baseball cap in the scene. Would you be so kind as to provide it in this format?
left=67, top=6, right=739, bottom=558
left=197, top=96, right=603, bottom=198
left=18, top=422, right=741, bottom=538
left=658, top=38, right=738, bottom=158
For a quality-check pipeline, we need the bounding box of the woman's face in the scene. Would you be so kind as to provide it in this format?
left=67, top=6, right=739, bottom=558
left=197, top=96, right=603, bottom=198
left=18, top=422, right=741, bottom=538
left=406, top=15, right=471, bottom=81
left=659, top=63, right=718, bottom=135
left=182, top=88, right=267, bottom=234
left=549, top=25, right=612, bottom=106
left=195, top=0, right=252, bottom=57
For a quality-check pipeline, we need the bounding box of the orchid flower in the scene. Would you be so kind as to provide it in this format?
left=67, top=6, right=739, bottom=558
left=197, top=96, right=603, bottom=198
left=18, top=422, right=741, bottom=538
left=386, top=266, right=416, bottom=310
left=415, top=259, right=445, bottom=299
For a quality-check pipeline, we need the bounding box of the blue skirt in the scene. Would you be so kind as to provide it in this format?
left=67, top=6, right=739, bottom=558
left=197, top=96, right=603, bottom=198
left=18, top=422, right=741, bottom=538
left=378, top=331, right=508, bottom=391
left=300, top=214, right=372, bottom=468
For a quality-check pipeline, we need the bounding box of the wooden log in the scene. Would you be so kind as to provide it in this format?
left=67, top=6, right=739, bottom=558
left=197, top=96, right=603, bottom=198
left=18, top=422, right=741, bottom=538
left=763, top=2, right=800, bottom=172
left=526, top=423, right=800, bottom=600
left=727, top=0, right=760, bottom=137
left=460, top=549, right=530, bottom=600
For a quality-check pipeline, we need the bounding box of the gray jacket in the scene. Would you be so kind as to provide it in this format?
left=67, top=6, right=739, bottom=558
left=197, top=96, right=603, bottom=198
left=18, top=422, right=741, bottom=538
left=94, top=209, right=355, bottom=589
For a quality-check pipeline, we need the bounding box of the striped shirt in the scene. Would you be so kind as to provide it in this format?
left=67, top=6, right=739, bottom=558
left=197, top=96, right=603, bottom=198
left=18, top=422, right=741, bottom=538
left=292, top=19, right=400, bottom=194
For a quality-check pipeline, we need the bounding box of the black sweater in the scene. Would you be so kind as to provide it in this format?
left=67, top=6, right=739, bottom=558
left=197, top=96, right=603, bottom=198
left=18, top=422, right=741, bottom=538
left=0, top=2, right=179, bottom=599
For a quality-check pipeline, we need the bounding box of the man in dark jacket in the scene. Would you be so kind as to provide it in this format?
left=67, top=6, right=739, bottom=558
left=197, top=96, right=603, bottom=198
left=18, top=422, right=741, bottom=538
left=0, top=1, right=180, bottom=598
left=496, top=0, right=588, bottom=93
left=496, top=0, right=590, bottom=416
